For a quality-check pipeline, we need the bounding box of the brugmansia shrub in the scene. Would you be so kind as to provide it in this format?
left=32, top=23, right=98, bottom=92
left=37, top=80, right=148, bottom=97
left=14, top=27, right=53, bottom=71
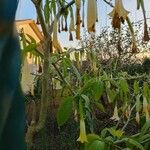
left=56, top=51, right=150, bottom=149
left=23, top=0, right=150, bottom=149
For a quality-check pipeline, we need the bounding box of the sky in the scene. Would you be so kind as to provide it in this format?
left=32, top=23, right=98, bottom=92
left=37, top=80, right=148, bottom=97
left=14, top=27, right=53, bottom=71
left=16, top=0, right=150, bottom=48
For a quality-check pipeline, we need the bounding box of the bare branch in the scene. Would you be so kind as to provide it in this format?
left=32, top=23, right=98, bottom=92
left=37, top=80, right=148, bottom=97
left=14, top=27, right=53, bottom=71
left=103, top=0, right=114, bottom=7
left=31, top=0, right=48, bottom=38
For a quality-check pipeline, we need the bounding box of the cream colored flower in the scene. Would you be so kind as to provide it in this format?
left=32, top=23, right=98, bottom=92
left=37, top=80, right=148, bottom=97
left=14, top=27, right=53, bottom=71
left=70, top=14, right=75, bottom=32
left=143, top=97, right=148, bottom=113
left=146, top=110, right=150, bottom=122
left=109, top=0, right=129, bottom=29
left=87, top=0, right=97, bottom=32
left=125, top=105, right=131, bottom=119
left=111, top=104, right=120, bottom=121
left=75, top=0, right=81, bottom=40
left=53, top=19, right=63, bottom=52
left=69, top=11, right=75, bottom=41
left=143, top=97, right=150, bottom=121
left=136, top=112, right=140, bottom=124
left=77, top=118, right=88, bottom=143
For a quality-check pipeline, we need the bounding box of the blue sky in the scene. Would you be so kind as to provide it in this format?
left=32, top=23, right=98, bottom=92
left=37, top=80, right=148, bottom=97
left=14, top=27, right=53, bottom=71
left=16, top=0, right=150, bottom=47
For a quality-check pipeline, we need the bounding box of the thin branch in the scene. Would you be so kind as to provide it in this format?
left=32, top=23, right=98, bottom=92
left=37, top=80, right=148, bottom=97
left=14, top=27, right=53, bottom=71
left=103, top=0, right=114, bottom=7
left=121, top=104, right=136, bottom=131
left=52, top=62, right=76, bottom=95
left=31, top=0, right=48, bottom=38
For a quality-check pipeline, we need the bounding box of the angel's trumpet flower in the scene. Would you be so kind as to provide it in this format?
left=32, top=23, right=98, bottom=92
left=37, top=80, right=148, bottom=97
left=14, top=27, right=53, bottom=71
left=109, top=0, right=129, bottom=29
left=111, top=104, right=120, bottom=121
left=77, top=118, right=88, bottom=143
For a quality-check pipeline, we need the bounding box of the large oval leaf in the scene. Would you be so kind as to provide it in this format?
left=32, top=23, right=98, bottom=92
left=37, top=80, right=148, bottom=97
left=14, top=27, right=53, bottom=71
left=125, top=138, right=144, bottom=150
left=85, top=140, right=107, bottom=150
left=57, top=96, right=74, bottom=126
left=87, top=134, right=101, bottom=143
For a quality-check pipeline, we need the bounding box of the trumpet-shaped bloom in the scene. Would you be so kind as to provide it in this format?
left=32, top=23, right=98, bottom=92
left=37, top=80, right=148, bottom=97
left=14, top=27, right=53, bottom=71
left=125, top=105, right=131, bottom=119
left=109, top=0, right=129, bottom=29
left=53, top=20, right=63, bottom=52
left=77, top=119, right=88, bottom=143
left=136, top=112, right=140, bottom=124
left=111, top=104, right=120, bottom=121
left=143, top=97, right=150, bottom=121
left=146, top=110, right=150, bottom=122
left=143, top=97, right=148, bottom=113
left=75, top=0, right=81, bottom=39
left=87, top=0, right=97, bottom=32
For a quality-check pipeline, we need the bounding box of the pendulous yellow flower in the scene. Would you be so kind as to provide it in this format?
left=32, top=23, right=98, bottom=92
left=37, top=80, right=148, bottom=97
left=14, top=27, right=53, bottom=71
left=109, top=0, right=129, bottom=29
left=77, top=118, right=88, bottom=143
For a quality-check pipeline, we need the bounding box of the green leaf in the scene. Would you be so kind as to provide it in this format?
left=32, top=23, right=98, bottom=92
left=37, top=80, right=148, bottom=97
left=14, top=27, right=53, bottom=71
left=52, top=0, right=56, bottom=15
left=93, top=81, right=104, bottom=101
left=57, top=96, right=74, bottom=126
left=105, top=136, right=114, bottom=143
left=85, top=140, right=106, bottom=150
left=107, top=89, right=117, bottom=103
left=26, top=34, right=36, bottom=44
left=44, top=0, right=50, bottom=23
left=138, top=134, right=150, bottom=143
left=81, top=94, right=90, bottom=108
left=119, top=78, right=129, bottom=93
left=94, top=102, right=105, bottom=112
left=79, top=78, right=95, bottom=95
left=134, top=81, right=140, bottom=95
left=136, top=94, right=141, bottom=112
left=143, top=82, right=149, bottom=98
left=105, top=81, right=111, bottom=89
left=74, top=52, right=80, bottom=62
left=87, top=134, right=101, bottom=142
left=23, top=43, right=36, bottom=53
left=141, top=120, right=150, bottom=136
left=102, top=71, right=108, bottom=80
left=147, top=88, right=150, bottom=103
left=61, top=58, right=70, bottom=77
left=22, top=32, right=27, bottom=49
left=125, top=138, right=144, bottom=150
left=108, top=128, right=124, bottom=138
left=65, top=58, right=81, bottom=83
left=101, top=128, right=109, bottom=138
left=122, top=148, right=132, bottom=150
left=71, top=63, right=81, bottom=83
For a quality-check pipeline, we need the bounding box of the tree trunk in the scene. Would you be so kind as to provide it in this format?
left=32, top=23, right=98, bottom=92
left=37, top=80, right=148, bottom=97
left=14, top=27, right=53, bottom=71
left=26, top=37, right=52, bottom=149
